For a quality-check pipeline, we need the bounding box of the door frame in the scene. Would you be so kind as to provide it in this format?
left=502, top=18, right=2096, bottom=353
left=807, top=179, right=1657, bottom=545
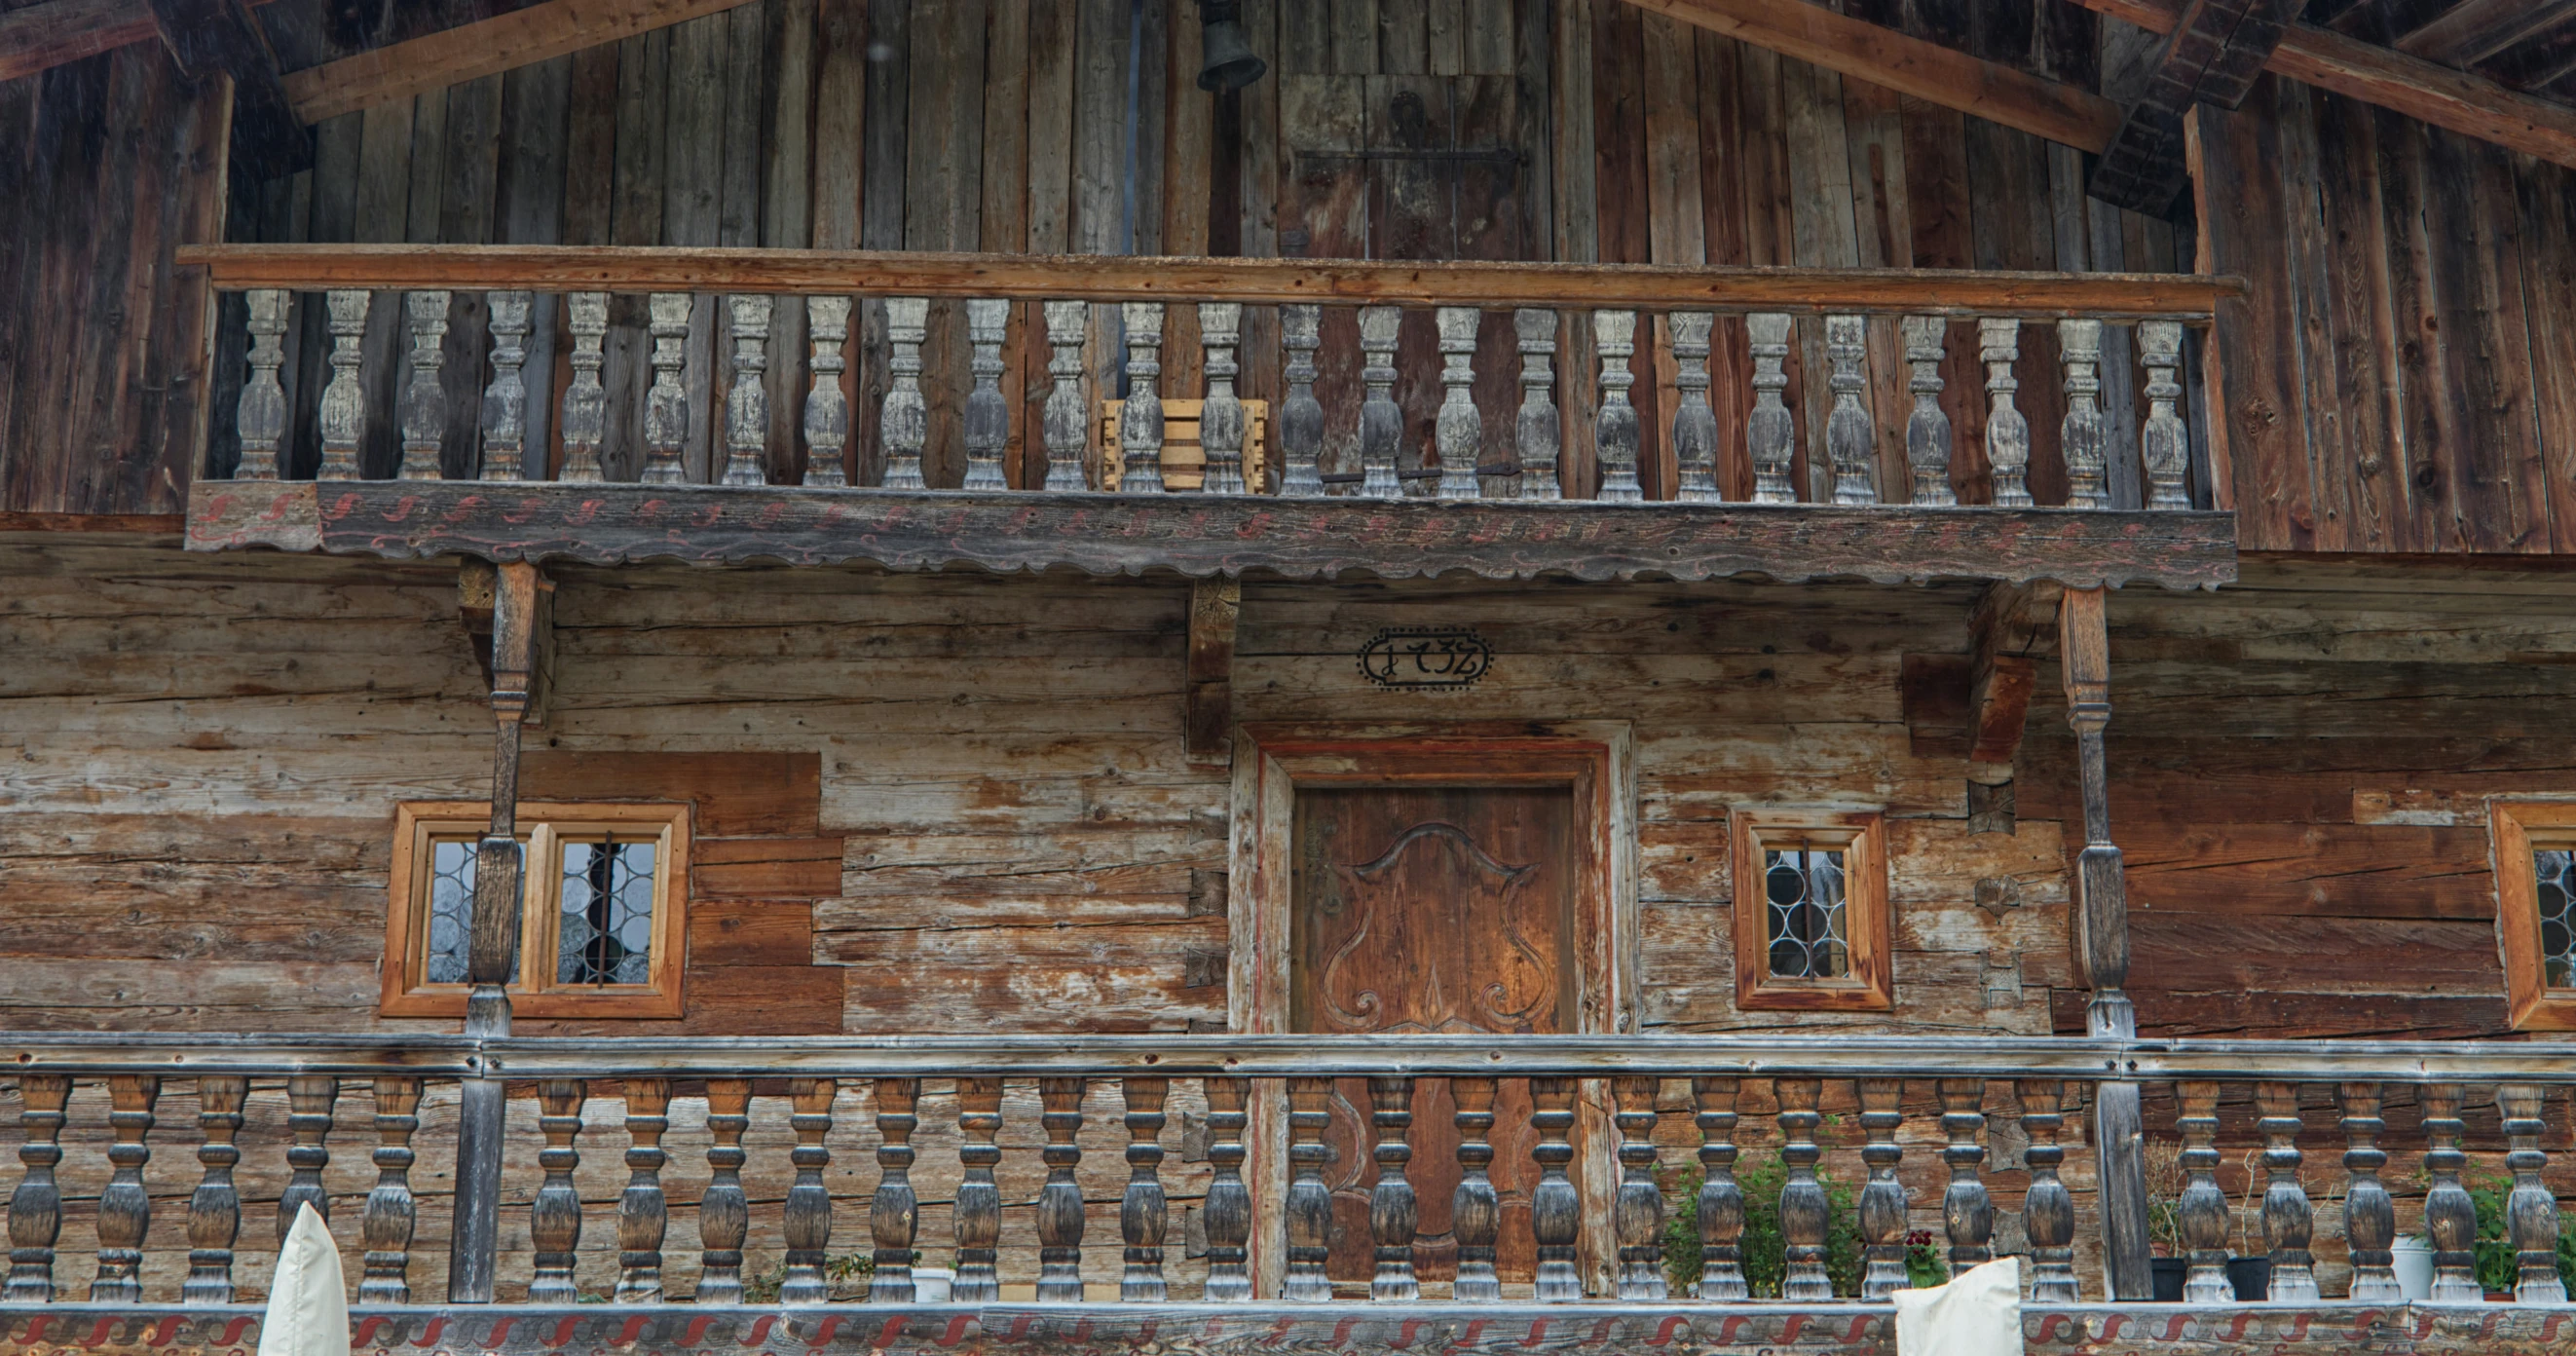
left=1228, top=722, right=1637, bottom=1297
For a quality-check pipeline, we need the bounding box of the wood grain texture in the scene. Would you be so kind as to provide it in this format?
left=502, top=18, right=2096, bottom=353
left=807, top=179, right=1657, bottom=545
left=282, top=0, right=760, bottom=125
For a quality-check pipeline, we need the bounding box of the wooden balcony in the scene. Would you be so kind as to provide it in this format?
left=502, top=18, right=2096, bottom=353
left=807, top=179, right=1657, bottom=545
left=175, top=245, right=2238, bottom=590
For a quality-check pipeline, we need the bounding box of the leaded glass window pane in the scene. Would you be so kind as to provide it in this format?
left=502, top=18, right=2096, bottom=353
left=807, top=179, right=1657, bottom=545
left=1764, top=844, right=1849, bottom=980
left=558, top=838, right=659, bottom=986
left=2538, top=848, right=2575, bottom=991
left=425, top=838, right=477, bottom=984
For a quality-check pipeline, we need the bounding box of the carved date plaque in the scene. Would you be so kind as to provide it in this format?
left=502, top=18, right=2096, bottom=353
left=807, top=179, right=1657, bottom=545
left=1358, top=626, right=1492, bottom=690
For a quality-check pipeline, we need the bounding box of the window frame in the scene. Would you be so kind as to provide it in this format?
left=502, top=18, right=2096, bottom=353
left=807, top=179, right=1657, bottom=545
left=382, top=800, right=691, bottom=1019
left=2491, top=799, right=2576, bottom=1032
left=1732, top=809, right=1892, bottom=1012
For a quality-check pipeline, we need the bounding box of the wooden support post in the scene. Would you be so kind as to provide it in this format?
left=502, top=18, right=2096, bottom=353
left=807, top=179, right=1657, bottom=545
left=1186, top=580, right=1240, bottom=768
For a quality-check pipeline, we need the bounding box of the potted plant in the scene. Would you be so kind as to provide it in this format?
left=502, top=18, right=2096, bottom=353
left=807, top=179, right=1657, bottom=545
left=1661, top=1160, right=1863, bottom=1298
left=2143, top=1140, right=2187, bottom=1300
left=2223, top=1148, right=2271, bottom=1301
left=2468, top=1174, right=2576, bottom=1300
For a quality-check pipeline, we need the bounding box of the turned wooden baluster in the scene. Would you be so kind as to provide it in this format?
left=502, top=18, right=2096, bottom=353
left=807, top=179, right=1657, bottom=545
left=697, top=1079, right=752, bottom=1302
left=89, top=1075, right=158, bottom=1301
left=781, top=1078, right=838, bottom=1303
left=280, top=1075, right=337, bottom=1234
left=1669, top=312, right=1721, bottom=503
left=872, top=1077, right=920, bottom=1301
left=1530, top=1076, right=1582, bottom=1301
left=1121, top=1077, right=1171, bottom=1300
left=880, top=297, right=930, bottom=490
left=719, top=294, right=772, bottom=487
left=556, top=291, right=609, bottom=481
left=1776, top=1078, right=1833, bottom=1301
left=1937, top=1079, right=1991, bottom=1277
left=529, top=1078, right=585, bottom=1302
left=1200, top=302, right=1248, bottom=494
left=1746, top=313, right=1797, bottom=504
left=616, top=1078, right=671, bottom=1302
left=2421, top=1083, right=2480, bottom=1301
left=318, top=290, right=369, bottom=480
left=1824, top=314, right=1877, bottom=505
left=2498, top=1084, right=2567, bottom=1302
left=398, top=291, right=450, bottom=480
left=953, top=1078, right=1003, bottom=1301
left=1858, top=1077, right=1908, bottom=1299
left=2138, top=320, right=2189, bottom=510
left=1513, top=308, right=1558, bottom=500
left=801, top=296, right=852, bottom=488
left=6, top=1077, right=69, bottom=1301
left=2176, top=1081, right=2230, bottom=1303
left=1035, top=1077, right=1085, bottom=1301
left=961, top=298, right=1012, bottom=491
left=1278, top=305, right=1326, bottom=496
left=1614, top=1076, right=1665, bottom=1300
left=1118, top=303, right=1168, bottom=493
left=1041, top=300, right=1091, bottom=491
left=2059, top=319, right=2108, bottom=508
left=235, top=290, right=289, bottom=480
left=1357, top=306, right=1402, bottom=498
left=2019, top=1081, right=2078, bottom=1302
left=1203, top=1077, right=1253, bottom=1301
left=1902, top=317, right=1957, bottom=506
left=1692, top=1077, right=1747, bottom=1300
left=480, top=291, right=533, bottom=481
left=359, top=1077, right=421, bottom=1303
left=1593, top=311, right=1643, bottom=502
left=2337, top=1082, right=2400, bottom=1302
left=1434, top=308, right=1483, bottom=498
left=2256, top=1081, right=2318, bottom=1301
left=1368, top=1076, right=1418, bottom=1300
left=1451, top=1076, right=1501, bottom=1302
left=1980, top=319, right=2032, bottom=508
left=185, top=1076, right=247, bottom=1302
left=1284, top=1076, right=1334, bottom=1301
left=641, top=293, right=691, bottom=484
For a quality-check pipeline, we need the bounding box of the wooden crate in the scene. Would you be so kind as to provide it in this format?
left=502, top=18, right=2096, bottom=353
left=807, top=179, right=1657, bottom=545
left=1099, top=398, right=1271, bottom=491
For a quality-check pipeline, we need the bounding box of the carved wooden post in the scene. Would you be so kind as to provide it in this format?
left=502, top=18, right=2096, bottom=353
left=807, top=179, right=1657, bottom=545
left=360, top=1077, right=421, bottom=1303
left=1824, top=314, right=1877, bottom=505
left=800, top=296, right=852, bottom=488
left=4, top=1076, right=68, bottom=1301
left=281, top=1075, right=337, bottom=1234
left=2421, top=1083, right=2480, bottom=1300
left=1614, top=1076, right=1665, bottom=1300
left=1442, top=1076, right=1500, bottom=1301
left=641, top=293, right=691, bottom=484
left=2176, top=1081, right=2230, bottom=1303
left=556, top=292, right=609, bottom=482
left=1669, top=313, right=1721, bottom=503
left=398, top=291, right=451, bottom=480
left=1357, top=306, right=1402, bottom=498
left=1200, top=302, right=1248, bottom=494
left=185, top=1075, right=246, bottom=1302
left=2337, top=1082, right=2401, bottom=1302
left=1513, top=308, right=1559, bottom=499
left=1530, top=1076, right=1582, bottom=1301
left=719, top=294, right=772, bottom=487
left=1121, top=1077, right=1171, bottom=1300
left=89, top=1075, right=158, bottom=1301
left=1367, top=1076, right=1418, bottom=1300
left=1592, top=311, right=1643, bottom=502
left=1901, top=316, right=1957, bottom=506
left=529, top=1079, right=585, bottom=1303
left=2138, top=320, right=2189, bottom=509
left=2059, top=319, right=2108, bottom=508
left=1776, top=1078, right=1832, bottom=1301
left=1692, top=1077, right=1747, bottom=1300
left=2256, top=1081, right=2317, bottom=1300
left=1980, top=319, right=2031, bottom=507
left=871, top=1077, right=920, bottom=1301
left=1284, top=1076, right=1333, bottom=1301
left=1278, top=305, right=1325, bottom=495
left=696, top=1079, right=752, bottom=1302
left=881, top=297, right=930, bottom=490
left=1858, top=1077, right=1908, bottom=1299
left=963, top=298, right=1012, bottom=491
left=615, top=1078, right=670, bottom=1302
left=1937, top=1079, right=1991, bottom=1277
left=1042, top=300, right=1091, bottom=491
left=2498, top=1084, right=2567, bottom=1302
left=2019, top=1081, right=2079, bottom=1302
left=1203, top=1077, right=1253, bottom=1301
left=1034, top=1077, right=1085, bottom=1301
left=1434, top=308, right=1483, bottom=498
left=319, top=289, right=370, bottom=479
left=954, top=1078, right=1002, bottom=1301
left=480, top=291, right=533, bottom=481
left=235, top=290, right=289, bottom=480
left=781, top=1079, right=838, bottom=1303
left=1747, top=313, right=1797, bottom=504
left=1119, top=303, right=1168, bottom=493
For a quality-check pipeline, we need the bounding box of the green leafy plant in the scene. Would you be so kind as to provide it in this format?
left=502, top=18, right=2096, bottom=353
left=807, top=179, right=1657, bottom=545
left=741, top=1251, right=877, bottom=1303
left=2466, top=1176, right=2576, bottom=1296
left=1661, top=1160, right=1863, bottom=1298
left=1902, top=1230, right=1948, bottom=1290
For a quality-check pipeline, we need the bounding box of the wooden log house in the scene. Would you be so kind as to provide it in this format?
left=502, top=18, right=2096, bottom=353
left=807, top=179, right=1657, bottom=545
left=4, top=0, right=2576, bottom=1352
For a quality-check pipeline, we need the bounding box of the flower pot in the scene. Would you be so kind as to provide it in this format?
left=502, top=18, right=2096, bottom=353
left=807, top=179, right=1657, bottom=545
left=2150, top=1258, right=2186, bottom=1302
left=2225, top=1257, right=2271, bottom=1302
left=2389, top=1235, right=2434, bottom=1300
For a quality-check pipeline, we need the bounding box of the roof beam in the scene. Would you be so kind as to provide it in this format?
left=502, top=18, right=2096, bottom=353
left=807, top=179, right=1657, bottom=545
left=2396, top=0, right=2576, bottom=69
left=2070, top=0, right=2576, bottom=170
left=146, top=0, right=311, bottom=178
left=2089, top=0, right=2304, bottom=215
left=0, top=0, right=158, bottom=84
left=1619, top=0, right=2124, bottom=153
left=280, top=0, right=753, bottom=124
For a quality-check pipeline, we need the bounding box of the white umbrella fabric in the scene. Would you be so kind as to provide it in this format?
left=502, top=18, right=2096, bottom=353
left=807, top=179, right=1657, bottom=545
left=257, top=1203, right=351, bottom=1356
left=1891, top=1256, right=2023, bottom=1356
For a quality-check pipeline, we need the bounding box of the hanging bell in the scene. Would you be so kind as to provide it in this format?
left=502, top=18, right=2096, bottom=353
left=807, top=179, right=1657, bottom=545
left=1197, top=0, right=1268, bottom=92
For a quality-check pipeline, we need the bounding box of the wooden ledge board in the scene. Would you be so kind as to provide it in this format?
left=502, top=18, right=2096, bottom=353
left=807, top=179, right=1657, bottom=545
left=184, top=480, right=2237, bottom=590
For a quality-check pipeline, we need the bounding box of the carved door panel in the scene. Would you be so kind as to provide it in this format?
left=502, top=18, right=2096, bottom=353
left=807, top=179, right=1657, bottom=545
left=1290, top=785, right=1575, bottom=1288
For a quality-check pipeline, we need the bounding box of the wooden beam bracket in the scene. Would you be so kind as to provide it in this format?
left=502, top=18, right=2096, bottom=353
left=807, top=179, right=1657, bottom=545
left=1962, top=580, right=2063, bottom=831
left=146, top=0, right=310, bottom=179
left=1185, top=579, right=1240, bottom=768
left=2088, top=0, right=2304, bottom=216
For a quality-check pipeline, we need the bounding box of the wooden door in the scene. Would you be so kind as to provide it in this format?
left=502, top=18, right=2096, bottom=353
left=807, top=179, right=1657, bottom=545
left=1290, top=785, right=1575, bottom=1288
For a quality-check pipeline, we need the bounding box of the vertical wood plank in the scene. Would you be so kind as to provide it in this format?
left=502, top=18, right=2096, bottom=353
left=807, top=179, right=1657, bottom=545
left=1549, top=0, right=1595, bottom=499
left=665, top=14, right=729, bottom=482
left=859, top=0, right=911, bottom=487
left=1641, top=12, right=1700, bottom=502
left=605, top=32, right=672, bottom=482
left=982, top=0, right=1032, bottom=484
left=1590, top=2, right=1659, bottom=497
left=764, top=0, right=819, bottom=484
left=811, top=0, right=867, bottom=490
left=499, top=58, right=571, bottom=479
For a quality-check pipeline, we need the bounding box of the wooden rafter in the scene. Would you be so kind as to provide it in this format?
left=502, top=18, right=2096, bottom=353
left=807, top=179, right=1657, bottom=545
left=280, top=0, right=754, bottom=125
left=2395, top=0, right=2576, bottom=69
left=0, top=0, right=160, bottom=83
left=2090, top=0, right=2305, bottom=214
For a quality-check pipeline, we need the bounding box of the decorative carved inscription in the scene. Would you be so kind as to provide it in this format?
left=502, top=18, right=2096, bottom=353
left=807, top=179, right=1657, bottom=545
left=1357, top=627, right=1492, bottom=690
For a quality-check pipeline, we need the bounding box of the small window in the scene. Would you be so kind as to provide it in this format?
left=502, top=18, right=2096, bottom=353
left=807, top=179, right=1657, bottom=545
left=2491, top=801, right=2576, bottom=1031
left=1733, top=810, right=1891, bottom=1011
left=383, top=801, right=691, bottom=1018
